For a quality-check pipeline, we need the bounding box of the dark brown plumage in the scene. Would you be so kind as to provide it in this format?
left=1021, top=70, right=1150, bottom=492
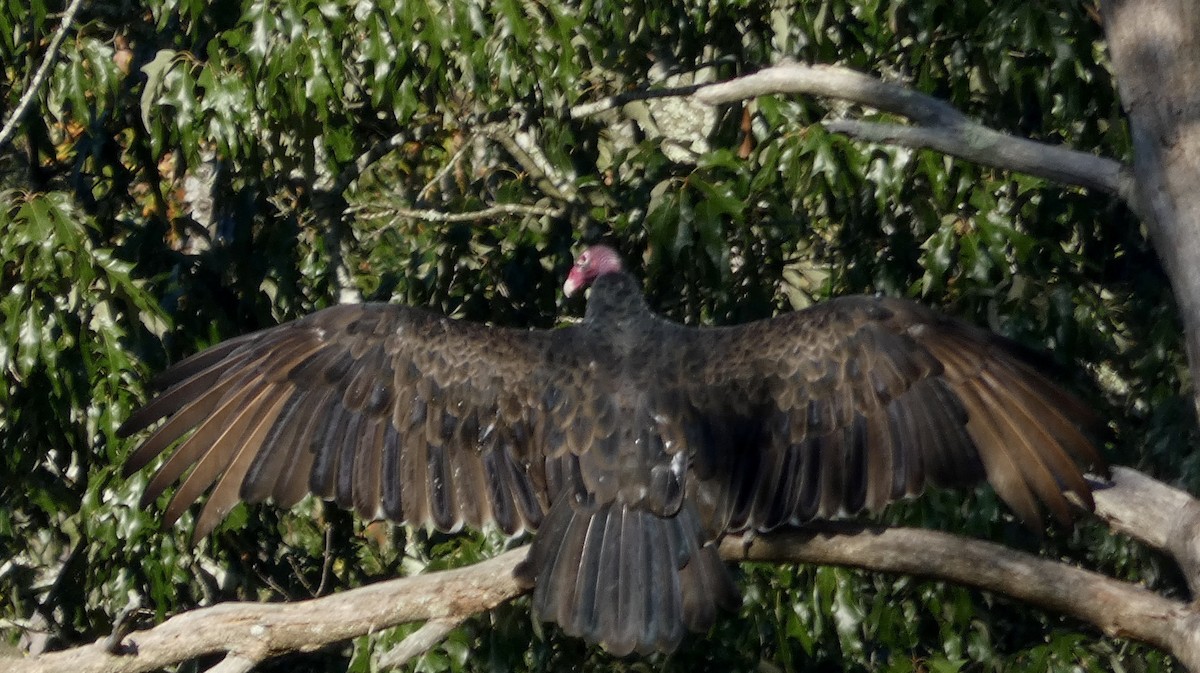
left=120, top=244, right=1105, bottom=656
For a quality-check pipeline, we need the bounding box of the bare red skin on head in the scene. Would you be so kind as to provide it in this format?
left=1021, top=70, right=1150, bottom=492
left=564, top=245, right=623, bottom=296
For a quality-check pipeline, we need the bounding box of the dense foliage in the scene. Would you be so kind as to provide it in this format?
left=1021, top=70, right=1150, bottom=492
left=0, top=0, right=1190, bottom=670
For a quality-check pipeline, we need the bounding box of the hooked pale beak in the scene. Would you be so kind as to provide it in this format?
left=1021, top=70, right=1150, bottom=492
left=563, top=269, right=583, bottom=297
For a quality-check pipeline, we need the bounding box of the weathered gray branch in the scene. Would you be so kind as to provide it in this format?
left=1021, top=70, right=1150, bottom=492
left=570, top=63, right=1133, bottom=204
left=1093, top=467, right=1200, bottom=594
left=375, top=617, right=468, bottom=670
left=725, top=523, right=1200, bottom=672
left=6, top=466, right=1200, bottom=673
left=4, top=548, right=528, bottom=673
left=822, top=119, right=1133, bottom=203
left=695, top=62, right=967, bottom=127
left=692, top=63, right=1134, bottom=204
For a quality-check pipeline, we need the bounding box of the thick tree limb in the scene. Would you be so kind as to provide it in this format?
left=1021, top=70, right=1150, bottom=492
left=6, top=467, right=1200, bottom=672
left=1093, top=466, right=1200, bottom=594
left=3, top=549, right=528, bottom=673
left=725, top=525, right=1200, bottom=672
left=1102, top=0, right=1200, bottom=418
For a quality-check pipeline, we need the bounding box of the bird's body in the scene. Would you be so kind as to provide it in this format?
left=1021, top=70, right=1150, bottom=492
left=121, top=245, right=1105, bottom=656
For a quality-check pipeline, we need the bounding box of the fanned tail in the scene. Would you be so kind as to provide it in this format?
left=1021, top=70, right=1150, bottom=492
left=515, top=495, right=739, bottom=655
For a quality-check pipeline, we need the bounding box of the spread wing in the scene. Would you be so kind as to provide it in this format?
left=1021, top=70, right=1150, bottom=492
left=673, top=295, right=1106, bottom=533
left=120, top=303, right=583, bottom=540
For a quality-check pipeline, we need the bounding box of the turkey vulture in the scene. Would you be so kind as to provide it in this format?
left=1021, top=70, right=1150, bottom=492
left=121, top=244, right=1105, bottom=656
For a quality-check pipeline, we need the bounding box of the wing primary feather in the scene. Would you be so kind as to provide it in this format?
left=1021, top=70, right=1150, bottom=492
left=142, top=376, right=270, bottom=507
left=427, top=442, right=458, bottom=532
left=794, top=436, right=822, bottom=522
left=380, top=424, right=405, bottom=521
left=481, top=448, right=517, bottom=534
left=240, top=386, right=305, bottom=503
left=147, top=331, right=263, bottom=391
left=955, top=385, right=1043, bottom=525
left=272, top=386, right=334, bottom=507
left=308, top=401, right=354, bottom=500
left=862, top=408, right=895, bottom=509
left=981, top=361, right=1104, bottom=472
left=920, top=378, right=978, bottom=484
left=161, top=382, right=277, bottom=527
left=193, top=392, right=291, bottom=540
left=122, top=345, right=278, bottom=470
left=352, top=416, right=386, bottom=520
left=971, top=376, right=1074, bottom=524
left=334, top=412, right=366, bottom=509
left=452, top=436, right=489, bottom=529
left=841, top=413, right=870, bottom=514
left=399, top=416, right=431, bottom=526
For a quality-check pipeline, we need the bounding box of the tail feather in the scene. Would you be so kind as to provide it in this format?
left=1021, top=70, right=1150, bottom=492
left=516, top=495, right=738, bottom=655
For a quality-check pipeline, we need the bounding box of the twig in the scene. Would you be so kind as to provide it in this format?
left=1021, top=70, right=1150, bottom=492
left=375, top=617, right=467, bottom=670
left=417, top=134, right=479, bottom=203
left=351, top=202, right=564, bottom=223
left=483, top=127, right=579, bottom=203
left=0, top=0, right=88, bottom=150
left=569, top=83, right=707, bottom=119
left=316, top=524, right=335, bottom=597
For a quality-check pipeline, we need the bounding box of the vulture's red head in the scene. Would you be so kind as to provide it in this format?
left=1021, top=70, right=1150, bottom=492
left=564, top=245, right=623, bottom=297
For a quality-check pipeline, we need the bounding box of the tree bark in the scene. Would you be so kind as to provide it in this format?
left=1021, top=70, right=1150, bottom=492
left=1101, top=0, right=1200, bottom=416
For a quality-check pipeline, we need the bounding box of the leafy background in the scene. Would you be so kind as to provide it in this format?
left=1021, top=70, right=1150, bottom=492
left=0, top=0, right=1190, bottom=670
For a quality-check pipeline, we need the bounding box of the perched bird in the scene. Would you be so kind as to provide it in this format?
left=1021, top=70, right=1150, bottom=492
left=121, top=244, right=1105, bottom=656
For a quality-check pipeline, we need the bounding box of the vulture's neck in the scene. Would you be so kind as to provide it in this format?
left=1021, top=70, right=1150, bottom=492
left=583, top=272, right=651, bottom=324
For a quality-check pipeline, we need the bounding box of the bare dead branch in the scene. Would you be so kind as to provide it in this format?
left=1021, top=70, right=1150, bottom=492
left=376, top=617, right=468, bottom=670
left=725, top=523, right=1200, bottom=672
left=5, top=548, right=528, bottom=673
left=1093, top=466, right=1200, bottom=593
left=696, top=63, right=1134, bottom=204
left=568, top=62, right=1134, bottom=206
left=823, top=119, right=1132, bottom=202
left=350, top=202, right=565, bottom=224
left=696, top=62, right=967, bottom=127
left=483, top=127, right=580, bottom=203
left=569, top=83, right=707, bottom=119
left=6, top=466, right=1200, bottom=672
left=0, top=0, right=87, bottom=150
